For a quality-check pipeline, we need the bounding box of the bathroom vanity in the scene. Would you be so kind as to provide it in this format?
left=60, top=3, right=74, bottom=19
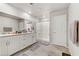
left=0, top=33, right=36, bottom=56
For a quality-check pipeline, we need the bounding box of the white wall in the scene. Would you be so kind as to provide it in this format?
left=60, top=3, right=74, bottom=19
left=68, top=3, right=79, bottom=56
left=0, top=16, right=19, bottom=33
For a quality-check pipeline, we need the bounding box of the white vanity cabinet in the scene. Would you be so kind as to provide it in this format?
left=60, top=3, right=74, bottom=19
left=0, top=33, right=36, bottom=56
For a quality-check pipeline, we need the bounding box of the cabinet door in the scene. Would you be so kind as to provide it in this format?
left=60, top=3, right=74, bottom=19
left=19, top=35, right=28, bottom=48
left=13, top=36, right=21, bottom=52
left=0, top=37, right=8, bottom=56
left=23, top=34, right=35, bottom=46
left=18, top=35, right=25, bottom=49
left=28, top=34, right=36, bottom=44
left=7, top=36, right=21, bottom=55
left=32, top=35, right=36, bottom=43
left=7, top=37, right=15, bottom=55
left=24, top=35, right=31, bottom=46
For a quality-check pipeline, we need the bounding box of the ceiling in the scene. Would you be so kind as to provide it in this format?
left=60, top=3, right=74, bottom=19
left=8, top=3, right=69, bottom=19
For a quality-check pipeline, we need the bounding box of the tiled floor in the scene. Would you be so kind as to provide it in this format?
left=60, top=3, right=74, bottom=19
left=13, top=41, right=70, bottom=56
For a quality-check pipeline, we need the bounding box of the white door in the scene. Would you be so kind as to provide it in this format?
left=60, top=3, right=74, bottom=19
left=51, top=14, right=67, bottom=47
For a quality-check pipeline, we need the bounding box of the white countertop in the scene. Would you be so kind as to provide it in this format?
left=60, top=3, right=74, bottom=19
left=0, top=32, right=33, bottom=37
